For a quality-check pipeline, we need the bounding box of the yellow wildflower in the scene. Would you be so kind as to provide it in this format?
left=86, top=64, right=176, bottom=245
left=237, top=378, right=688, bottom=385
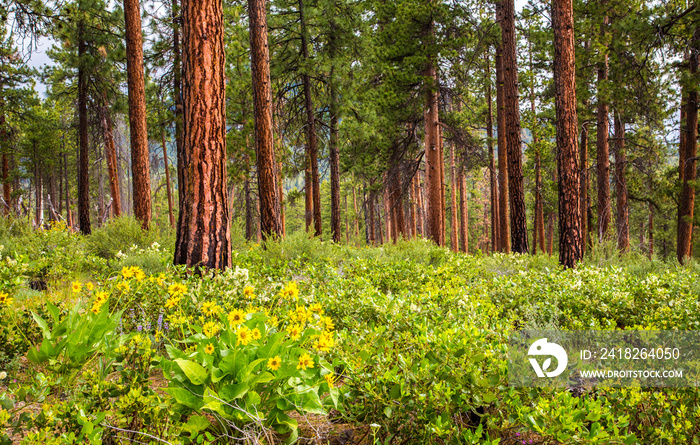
left=287, top=324, right=302, bottom=341
left=267, top=356, right=282, bottom=371
left=71, top=281, right=82, bottom=293
left=165, top=296, right=180, bottom=309
left=202, top=321, right=220, bottom=338
left=309, top=303, right=324, bottom=315
left=202, top=301, right=220, bottom=316
left=243, top=285, right=255, bottom=299
left=0, top=292, right=13, bottom=307
left=168, top=283, right=187, bottom=298
left=321, top=316, right=335, bottom=331
left=205, top=343, right=215, bottom=355
left=133, top=268, right=146, bottom=282
left=267, top=315, right=279, bottom=328
left=94, top=291, right=108, bottom=303
left=117, top=282, right=130, bottom=293
left=228, top=309, right=246, bottom=326
left=297, top=353, right=314, bottom=370
left=121, top=267, right=134, bottom=279
left=236, top=326, right=252, bottom=346
left=85, top=282, right=94, bottom=291
left=251, top=328, right=262, bottom=340
left=324, top=373, right=336, bottom=389
left=280, top=281, right=299, bottom=300
left=313, top=331, right=335, bottom=352
left=155, top=330, right=162, bottom=342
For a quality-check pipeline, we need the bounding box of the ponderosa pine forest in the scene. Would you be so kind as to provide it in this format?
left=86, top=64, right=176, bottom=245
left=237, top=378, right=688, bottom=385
left=1, top=0, right=700, bottom=444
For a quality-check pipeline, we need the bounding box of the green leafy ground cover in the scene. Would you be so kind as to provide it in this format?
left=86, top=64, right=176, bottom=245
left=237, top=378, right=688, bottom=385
left=1, top=217, right=699, bottom=444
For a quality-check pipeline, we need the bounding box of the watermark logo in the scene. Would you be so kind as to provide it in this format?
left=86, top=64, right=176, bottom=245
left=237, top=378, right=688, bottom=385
left=528, top=338, right=568, bottom=378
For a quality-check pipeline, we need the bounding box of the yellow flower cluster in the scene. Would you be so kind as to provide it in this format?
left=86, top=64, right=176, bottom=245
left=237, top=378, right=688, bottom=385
left=122, top=266, right=145, bottom=281
left=280, top=281, right=299, bottom=300
left=0, top=291, right=13, bottom=307
left=91, top=291, right=109, bottom=314
left=168, top=283, right=188, bottom=298
left=205, top=343, right=215, bottom=355
left=313, top=331, right=335, bottom=352
left=267, top=355, right=282, bottom=371
left=324, top=373, right=336, bottom=389
left=117, top=282, right=130, bottom=293
left=228, top=308, right=246, bottom=326
left=236, top=326, right=252, bottom=346
left=297, top=353, right=314, bottom=370
left=202, top=301, right=223, bottom=316
left=202, top=321, right=220, bottom=338
left=165, top=296, right=180, bottom=309
left=243, top=285, right=255, bottom=299
left=71, top=281, right=82, bottom=293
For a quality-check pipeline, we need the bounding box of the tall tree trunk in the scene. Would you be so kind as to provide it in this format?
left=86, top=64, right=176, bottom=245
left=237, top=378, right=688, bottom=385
left=530, top=75, right=545, bottom=254
left=501, top=0, right=528, bottom=253
left=485, top=52, right=499, bottom=252
left=124, top=0, right=152, bottom=230
left=305, top=149, right=312, bottom=231
left=161, top=131, right=175, bottom=228
left=329, top=15, right=341, bottom=243
left=299, top=0, right=321, bottom=237
left=553, top=0, right=582, bottom=268
left=97, top=142, right=104, bottom=226
left=613, top=113, right=629, bottom=251
left=77, top=27, right=91, bottom=235
left=344, top=193, right=349, bottom=243
left=596, top=7, right=611, bottom=242
left=249, top=0, right=282, bottom=240
left=495, top=17, right=510, bottom=253
left=425, top=60, right=443, bottom=245
left=677, top=27, right=700, bottom=264
left=0, top=109, right=9, bottom=216
left=438, top=122, right=446, bottom=246
left=384, top=186, right=392, bottom=242
left=101, top=96, right=122, bottom=217
left=459, top=166, right=468, bottom=253
left=174, top=0, right=231, bottom=269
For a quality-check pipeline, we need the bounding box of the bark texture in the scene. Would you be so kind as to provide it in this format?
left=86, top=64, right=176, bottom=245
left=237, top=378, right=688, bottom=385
left=494, top=17, right=510, bottom=253
left=596, top=7, right=611, bottom=241
left=174, top=0, right=231, bottom=270
left=78, top=29, right=91, bottom=235
left=553, top=0, right=582, bottom=268
left=123, top=0, right=152, bottom=229
left=425, top=61, right=444, bottom=245
left=501, top=0, right=528, bottom=253
left=249, top=0, right=282, bottom=240
left=677, top=27, right=700, bottom=264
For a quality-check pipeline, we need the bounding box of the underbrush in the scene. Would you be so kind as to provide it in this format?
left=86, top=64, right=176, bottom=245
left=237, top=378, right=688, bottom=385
left=0, top=228, right=699, bottom=444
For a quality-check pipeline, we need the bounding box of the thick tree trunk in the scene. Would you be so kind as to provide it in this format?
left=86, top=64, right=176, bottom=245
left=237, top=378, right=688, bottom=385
left=329, top=17, right=341, bottom=243
left=553, top=0, right=582, bottom=268
left=677, top=28, right=700, bottom=264
left=161, top=131, right=175, bottom=228
left=101, top=97, right=122, bottom=217
left=305, top=150, right=313, bottom=231
left=485, top=53, right=499, bottom=252
left=613, top=113, right=629, bottom=251
left=78, top=30, right=91, bottom=235
left=174, top=0, right=231, bottom=269
left=124, top=0, right=152, bottom=230
left=596, top=9, right=611, bottom=242
left=249, top=0, right=282, bottom=240
left=501, top=0, right=528, bottom=253
left=495, top=19, right=510, bottom=253
left=425, top=60, right=443, bottom=245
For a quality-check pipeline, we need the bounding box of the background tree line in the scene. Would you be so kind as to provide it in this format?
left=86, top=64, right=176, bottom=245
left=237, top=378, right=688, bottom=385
left=0, top=0, right=698, bottom=269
